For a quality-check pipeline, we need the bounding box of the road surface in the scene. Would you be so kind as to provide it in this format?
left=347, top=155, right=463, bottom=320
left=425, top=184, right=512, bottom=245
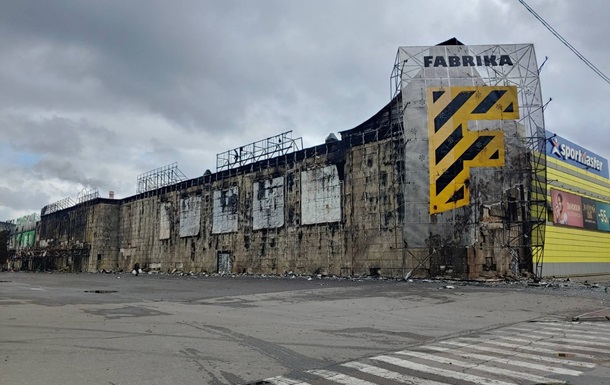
left=1, top=272, right=609, bottom=384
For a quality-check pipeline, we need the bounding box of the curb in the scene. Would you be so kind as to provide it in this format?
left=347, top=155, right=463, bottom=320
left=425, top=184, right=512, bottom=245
left=571, top=307, right=610, bottom=322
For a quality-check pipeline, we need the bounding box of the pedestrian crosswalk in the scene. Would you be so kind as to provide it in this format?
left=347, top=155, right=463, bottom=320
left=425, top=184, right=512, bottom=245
left=260, top=320, right=610, bottom=385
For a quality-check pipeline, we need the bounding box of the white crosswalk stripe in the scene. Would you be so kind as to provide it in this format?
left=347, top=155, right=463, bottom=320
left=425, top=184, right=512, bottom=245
left=394, top=349, right=563, bottom=383
left=372, top=355, right=516, bottom=385
left=307, top=369, right=377, bottom=385
left=512, top=321, right=610, bottom=335
left=506, top=326, right=610, bottom=342
left=532, top=322, right=608, bottom=336
left=258, top=319, right=610, bottom=385
left=534, top=324, right=610, bottom=336
left=439, top=339, right=597, bottom=368
left=342, top=361, right=451, bottom=385
left=498, top=335, right=610, bottom=354
left=579, top=320, right=610, bottom=329
left=264, top=377, right=311, bottom=385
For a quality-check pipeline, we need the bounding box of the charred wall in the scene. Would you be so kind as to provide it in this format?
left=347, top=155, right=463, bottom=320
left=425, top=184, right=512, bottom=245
left=116, top=134, right=404, bottom=276
left=33, top=199, right=119, bottom=272
left=30, top=116, right=524, bottom=279
left=26, top=129, right=405, bottom=276
left=87, top=202, right=121, bottom=271
left=27, top=86, right=409, bottom=277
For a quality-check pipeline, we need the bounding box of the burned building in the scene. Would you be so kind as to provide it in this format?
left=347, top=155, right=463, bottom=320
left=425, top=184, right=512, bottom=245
left=30, top=116, right=410, bottom=276
left=12, top=40, right=609, bottom=279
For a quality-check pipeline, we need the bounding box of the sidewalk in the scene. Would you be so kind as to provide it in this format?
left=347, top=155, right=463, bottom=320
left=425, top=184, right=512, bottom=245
left=558, top=274, right=610, bottom=287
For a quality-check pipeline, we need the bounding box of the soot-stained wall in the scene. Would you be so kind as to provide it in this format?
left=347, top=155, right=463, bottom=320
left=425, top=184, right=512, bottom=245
left=34, top=126, right=407, bottom=277
left=29, top=95, right=524, bottom=279
left=35, top=200, right=120, bottom=272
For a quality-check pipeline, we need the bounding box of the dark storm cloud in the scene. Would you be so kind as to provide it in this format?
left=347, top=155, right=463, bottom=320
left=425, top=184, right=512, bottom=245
left=0, top=1, right=234, bottom=129
left=0, top=0, right=394, bottom=134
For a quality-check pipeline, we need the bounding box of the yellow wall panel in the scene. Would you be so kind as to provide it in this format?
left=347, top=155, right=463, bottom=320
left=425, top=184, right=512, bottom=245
left=548, top=159, right=610, bottom=197
left=544, top=155, right=610, bottom=267
left=548, top=157, right=610, bottom=183
left=545, top=215, right=610, bottom=264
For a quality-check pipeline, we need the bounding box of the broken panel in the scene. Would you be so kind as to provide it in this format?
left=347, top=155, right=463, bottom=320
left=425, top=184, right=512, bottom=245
left=159, top=202, right=172, bottom=240
left=301, top=165, right=341, bottom=225
left=253, top=177, right=285, bottom=230
left=212, top=187, right=239, bottom=234
left=179, top=196, right=201, bottom=237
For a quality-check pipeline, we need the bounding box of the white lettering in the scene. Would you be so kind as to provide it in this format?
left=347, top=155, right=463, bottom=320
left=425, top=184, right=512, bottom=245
left=557, top=142, right=603, bottom=171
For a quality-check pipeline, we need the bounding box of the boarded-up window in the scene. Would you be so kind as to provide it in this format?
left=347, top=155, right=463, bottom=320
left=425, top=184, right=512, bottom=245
left=179, top=196, right=201, bottom=237
left=253, top=177, right=284, bottom=230
left=212, top=187, right=239, bottom=234
left=301, top=166, right=341, bottom=224
left=159, top=202, right=172, bottom=240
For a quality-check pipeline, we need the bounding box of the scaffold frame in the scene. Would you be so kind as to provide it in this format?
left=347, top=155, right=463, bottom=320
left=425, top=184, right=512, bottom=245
left=392, top=43, right=547, bottom=280
left=137, top=162, right=187, bottom=194
left=216, top=131, right=303, bottom=172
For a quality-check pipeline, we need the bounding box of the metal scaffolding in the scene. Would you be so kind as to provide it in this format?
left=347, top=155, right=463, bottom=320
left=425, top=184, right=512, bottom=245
left=391, top=43, right=547, bottom=279
left=77, top=187, right=100, bottom=204
left=41, top=197, right=75, bottom=216
left=136, top=162, right=187, bottom=194
left=216, top=131, right=303, bottom=172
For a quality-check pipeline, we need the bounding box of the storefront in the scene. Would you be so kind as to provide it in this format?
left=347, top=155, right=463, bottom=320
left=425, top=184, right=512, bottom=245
left=544, top=131, right=610, bottom=276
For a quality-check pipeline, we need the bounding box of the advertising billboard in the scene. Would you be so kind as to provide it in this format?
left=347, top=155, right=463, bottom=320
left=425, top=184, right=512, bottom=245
left=551, top=188, right=610, bottom=233
left=595, top=201, right=610, bottom=232
left=159, top=202, right=171, bottom=240
left=546, top=131, right=609, bottom=178
left=550, top=189, right=583, bottom=227
left=581, top=197, right=598, bottom=230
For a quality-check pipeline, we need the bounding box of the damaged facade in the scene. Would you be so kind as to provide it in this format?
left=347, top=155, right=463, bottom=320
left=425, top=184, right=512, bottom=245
left=10, top=40, right=608, bottom=279
left=543, top=131, right=610, bottom=276
left=18, top=120, right=408, bottom=277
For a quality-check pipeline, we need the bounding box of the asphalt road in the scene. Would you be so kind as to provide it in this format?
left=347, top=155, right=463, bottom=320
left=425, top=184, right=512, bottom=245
left=1, top=272, right=609, bottom=385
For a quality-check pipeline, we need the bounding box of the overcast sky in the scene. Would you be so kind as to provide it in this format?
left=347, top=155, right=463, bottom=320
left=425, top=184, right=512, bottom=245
left=1, top=0, right=609, bottom=220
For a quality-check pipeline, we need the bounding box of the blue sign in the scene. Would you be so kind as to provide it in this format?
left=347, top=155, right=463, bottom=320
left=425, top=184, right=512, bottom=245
left=546, top=131, right=609, bottom=178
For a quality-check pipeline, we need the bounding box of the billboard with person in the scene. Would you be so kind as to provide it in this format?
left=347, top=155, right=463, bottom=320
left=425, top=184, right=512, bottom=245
left=550, top=188, right=610, bottom=233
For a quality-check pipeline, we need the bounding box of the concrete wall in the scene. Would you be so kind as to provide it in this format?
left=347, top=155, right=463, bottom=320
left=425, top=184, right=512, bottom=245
left=18, top=127, right=530, bottom=279
left=88, top=203, right=121, bottom=271
left=30, top=132, right=408, bottom=277
left=343, top=138, right=405, bottom=276
left=30, top=200, right=119, bottom=272
left=25, top=96, right=531, bottom=279
left=116, top=146, right=349, bottom=275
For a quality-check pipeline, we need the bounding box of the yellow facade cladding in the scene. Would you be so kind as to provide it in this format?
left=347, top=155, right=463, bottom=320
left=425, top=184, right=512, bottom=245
left=544, top=156, right=610, bottom=266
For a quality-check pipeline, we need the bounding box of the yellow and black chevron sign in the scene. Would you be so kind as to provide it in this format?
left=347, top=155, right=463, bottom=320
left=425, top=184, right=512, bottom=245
left=428, top=86, right=519, bottom=214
